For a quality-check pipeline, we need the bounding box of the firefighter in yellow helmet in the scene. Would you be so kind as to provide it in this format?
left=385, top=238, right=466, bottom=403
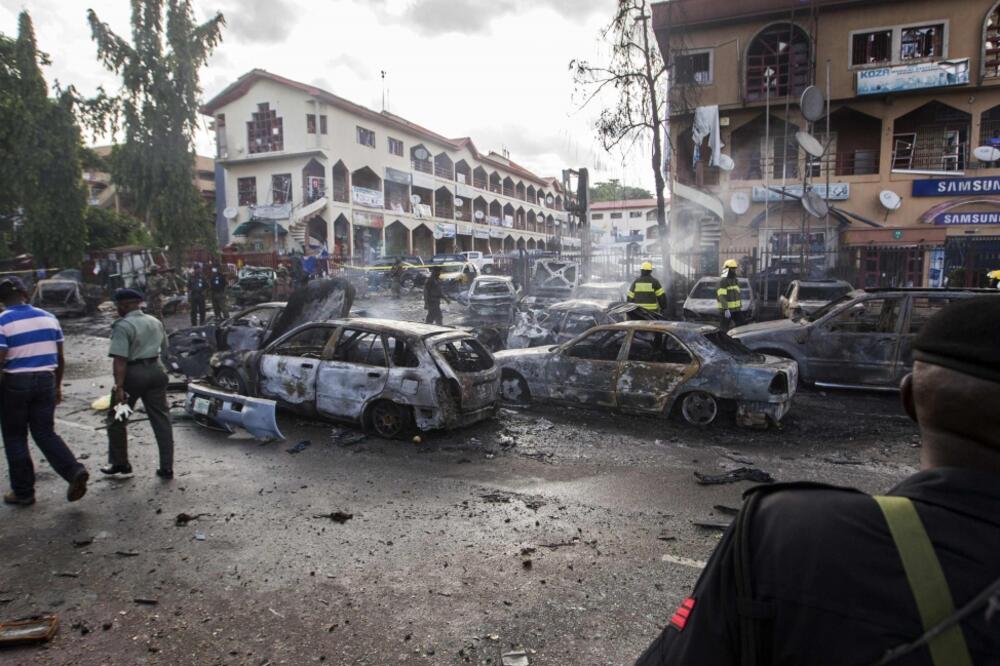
left=718, top=259, right=744, bottom=331
left=627, top=261, right=667, bottom=317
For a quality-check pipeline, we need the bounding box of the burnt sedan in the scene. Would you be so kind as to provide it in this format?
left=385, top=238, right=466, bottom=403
left=188, top=319, right=500, bottom=439
left=495, top=321, right=797, bottom=428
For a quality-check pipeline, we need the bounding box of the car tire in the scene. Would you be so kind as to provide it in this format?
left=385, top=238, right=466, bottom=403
left=680, top=391, right=718, bottom=426
left=214, top=368, right=248, bottom=395
left=500, top=371, right=531, bottom=405
left=367, top=400, right=413, bottom=439
left=482, top=265, right=495, bottom=275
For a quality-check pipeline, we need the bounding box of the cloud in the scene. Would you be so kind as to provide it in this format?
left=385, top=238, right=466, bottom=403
left=221, top=0, right=297, bottom=44
left=329, top=53, right=372, bottom=79
left=373, top=0, right=606, bottom=36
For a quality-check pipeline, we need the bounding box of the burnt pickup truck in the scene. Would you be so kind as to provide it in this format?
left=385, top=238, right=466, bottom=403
left=187, top=318, right=500, bottom=439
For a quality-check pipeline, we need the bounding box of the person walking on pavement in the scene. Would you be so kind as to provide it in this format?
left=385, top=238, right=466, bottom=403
left=0, top=277, right=88, bottom=506
left=101, top=288, right=174, bottom=480
left=423, top=266, right=451, bottom=325
left=635, top=296, right=1000, bottom=666
left=389, top=258, right=404, bottom=299
left=187, top=265, right=208, bottom=326
left=626, top=262, right=667, bottom=317
left=209, top=263, right=228, bottom=320
left=717, top=259, right=744, bottom=331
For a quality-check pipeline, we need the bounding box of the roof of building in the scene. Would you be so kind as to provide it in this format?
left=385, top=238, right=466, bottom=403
left=590, top=198, right=659, bottom=211
left=200, top=69, right=559, bottom=188
left=652, top=0, right=889, bottom=30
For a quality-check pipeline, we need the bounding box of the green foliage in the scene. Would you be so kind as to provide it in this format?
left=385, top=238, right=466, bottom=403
left=87, top=1, right=225, bottom=265
left=0, top=33, right=20, bottom=225
left=84, top=207, right=151, bottom=249
left=589, top=180, right=653, bottom=203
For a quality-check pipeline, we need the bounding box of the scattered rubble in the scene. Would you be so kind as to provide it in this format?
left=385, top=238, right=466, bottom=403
left=314, top=512, right=353, bottom=524
left=286, top=440, right=311, bottom=454
left=694, top=467, right=774, bottom=485
left=0, top=615, right=59, bottom=645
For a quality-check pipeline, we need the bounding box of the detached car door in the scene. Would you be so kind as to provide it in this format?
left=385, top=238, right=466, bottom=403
left=316, top=328, right=390, bottom=421
left=222, top=305, right=283, bottom=352
left=258, top=324, right=337, bottom=411
left=545, top=328, right=627, bottom=407
left=805, top=296, right=904, bottom=386
left=617, top=329, right=696, bottom=413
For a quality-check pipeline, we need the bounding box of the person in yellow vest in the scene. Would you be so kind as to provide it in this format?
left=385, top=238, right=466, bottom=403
left=627, top=262, right=667, bottom=317
left=717, top=259, right=744, bottom=330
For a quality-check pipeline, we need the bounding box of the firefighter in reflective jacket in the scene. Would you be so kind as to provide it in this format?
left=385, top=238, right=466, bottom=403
left=717, top=259, right=744, bottom=330
left=627, top=262, right=667, bottom=316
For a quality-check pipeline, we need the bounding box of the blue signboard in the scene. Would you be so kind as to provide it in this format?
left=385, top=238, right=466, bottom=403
left=857, top=58, right=969, bottom=96
left=913, top=176, right=1000, bottom=197
left=933, top=212, right=1000, bottom=225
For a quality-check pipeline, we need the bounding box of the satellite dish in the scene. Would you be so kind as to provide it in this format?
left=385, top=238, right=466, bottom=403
left=455, top=198, right=464, bottom=207
left=800, top=86, right=825, bottom=122
left=223, top=207, right=238, bottom=220
left=717, top=154, right=735, bottom=172
left=730, top=192, right=750, bottom=215
left=796, top=130, right=825, bottom=158
left=410, top=194, right=421, bottom=205
left=879, top=190, right=902, bottom=211
left=414, top=147, right=429, bottom=160
left=546, top=195, right=554, bottom=205
left=974, top=145, right=1000, bottom=162
left=474, top=210, right=485, bottom=220
left=802, top=190, right=829, bottom=219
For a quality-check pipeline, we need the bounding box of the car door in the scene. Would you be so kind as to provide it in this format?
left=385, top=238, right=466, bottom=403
left=805, top=297, right=904, bottom=386
left=315, top=328, right=389, bottom=420
left=617, top=329, right=696, bottom=412
left=258, top=324, right=337, bottom=411
left=545, top=328, right=627, bottom=407
left=223, top=305, right=282, bottom=351
left=897, top=295, right=958, bottom=381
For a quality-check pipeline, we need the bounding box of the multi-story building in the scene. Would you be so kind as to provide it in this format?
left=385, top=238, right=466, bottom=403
left=200, top=70, right=578, bottom=262
left=83, top=145, right=216, bottom=213
left=653, top=0, right=1000, bottom=288
left=588, top=198, right=665, bottom=248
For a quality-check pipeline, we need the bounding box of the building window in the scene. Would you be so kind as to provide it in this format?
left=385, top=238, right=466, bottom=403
left=591, top=213, right=604, bottom=220
left=246, top=103, right=283, bottom=154
left=851, top=30, right=893, bottom=66
left=357, top=126, right=376, bottom=148
left=986, top=7, right=1000, bottom=79
left=271, top=174, right=292, bottom=204
left=237, top=177, right=257, bottom=206
left=610, top=212, right=623, bottom=219
left=305, top=114, right=328, bottom=134
left=320, top=115, right=327, bottom=134
left=388, top=137, right=404, bottom=156
left=901, top=24, right=943, bottom=61
left=675, top=50, right=712, bottom=85
left=745, top=23, right=811, bottom=101
left=629, top=211, right=642, bottom=218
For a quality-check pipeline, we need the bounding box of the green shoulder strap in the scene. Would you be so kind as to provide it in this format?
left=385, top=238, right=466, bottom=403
left=873, top=495, right=973, bottom=666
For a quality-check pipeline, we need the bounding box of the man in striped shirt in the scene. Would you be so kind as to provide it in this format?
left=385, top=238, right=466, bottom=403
left=0, top=276, right=88, bottom=506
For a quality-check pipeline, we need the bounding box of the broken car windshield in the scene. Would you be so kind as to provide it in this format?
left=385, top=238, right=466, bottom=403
left=437, top=338, right=493, bottom=373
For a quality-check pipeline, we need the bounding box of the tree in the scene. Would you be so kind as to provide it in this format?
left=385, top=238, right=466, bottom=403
left=87, top=0, right=224, bottom=266
left=84, top=207, right=151, bottom=249
left=589, top=179, right=653, bottom=203
left=12, top=12, right=87, bottom=269
left=572, top=0, right=674, bottom=312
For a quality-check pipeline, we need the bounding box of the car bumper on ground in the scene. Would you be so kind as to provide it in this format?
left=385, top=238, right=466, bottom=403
left=414, top=402, right=499, bottom=431
left=186, top=383, right=284, bottom=440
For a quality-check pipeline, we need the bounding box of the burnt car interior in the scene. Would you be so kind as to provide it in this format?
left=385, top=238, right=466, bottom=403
left=564, top=329, right=627, bottom=361
left=826, top=298, right=901, bottom=334
left=332, top=330, right=389, bottom=366
left=271, top=326, right=335, bottom=359
left=705, top=331, right=762, bottom=362
left=437, top=339, right=493, bottom=372
left=627, top=331, right=692, bottom=365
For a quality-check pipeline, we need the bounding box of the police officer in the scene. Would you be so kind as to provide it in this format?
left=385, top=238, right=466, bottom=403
left=389, top=258, right=404, bottom=299
left=636, top=297, right=1000, bottom=666
left=423, top=265, right=451, bottom=325
left=627, top=262, right=667, bottom=316
left=717, top=258, right=743, bottom=330
left=209, top=263, right=229, bottom=319
left=187, top=265, right=208, bottom=326
left=100, top=288, right=174, bottom=480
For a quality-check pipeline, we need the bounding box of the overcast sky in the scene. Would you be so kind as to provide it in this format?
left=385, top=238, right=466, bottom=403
left=0, top=0, right=657, bottom=190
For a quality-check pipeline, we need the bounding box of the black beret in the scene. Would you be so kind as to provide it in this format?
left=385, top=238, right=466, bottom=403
left=913, top=296, right=1000, bottom=384
left=112, top=288, right=145, bottom=302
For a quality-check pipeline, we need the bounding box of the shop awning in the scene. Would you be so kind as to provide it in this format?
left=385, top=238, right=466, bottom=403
left=232, top=220, right=288, bottom=236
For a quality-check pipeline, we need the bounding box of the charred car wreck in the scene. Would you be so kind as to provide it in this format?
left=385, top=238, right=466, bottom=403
left=187, top=318, right=500, bottom=439
left=495, top=321, right=797, bottom=428
left=519, top=259, right=579, bottom=310
left=507, top=299, right=630, bottom=349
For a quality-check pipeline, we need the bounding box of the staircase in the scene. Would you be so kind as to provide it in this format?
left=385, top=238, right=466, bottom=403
left=699, top=217, right=722, bottom=248
left=287, top=197, right=328, bottom=248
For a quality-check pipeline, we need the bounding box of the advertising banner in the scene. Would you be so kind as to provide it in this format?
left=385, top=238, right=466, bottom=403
left=352, top=210, right=384, bottom=228
left=433, top=223, right=456, bottom=239
left=856, top=58, right=970, bottom=96
left=384, top=167, right=411, bottom=185
left=913, top=176, right=1000, bottom=197
left=752, top=183, right=850, bottom=202
left=351, top=186, right=384, bottom=208
left=933, top=211, right=1000, bottom=225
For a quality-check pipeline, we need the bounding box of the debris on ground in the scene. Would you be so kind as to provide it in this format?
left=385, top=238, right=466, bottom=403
left=174, top=512, right=209, bottom=526
left=692, top=520, right=731, bottom=531
left=52, top=571, right=80, bottom=578
left=286, top=440, right=311, bottom=454
left=193, top=532, right=206, bottom=541
left=0, top=615, right=59, bottom=645
left=90, top=394, right=111, bottom=411
left=71, top=537, right=93, bottom=548
left=822, top=455, right=865, bottom=465
left=314, top=512, right=353, bottom=523
left=331, top=428, right=367, bottom=446
left=502, top=649, right=531, bottom=666
left=412, top=435, right=422, bottom=445
left=694, top=467, right=774, bottom=485
left=114, top=551, right=140, bottom=557
left=713, top=505, right=740, bottom=516
left=133, top=598, right=158, bottom=605
left=657, top=533, right=676, bottom=542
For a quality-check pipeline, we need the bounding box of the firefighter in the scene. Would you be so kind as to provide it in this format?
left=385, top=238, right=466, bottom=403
left=717, top=259, right=744, bottom=330
left=626, top=262, right=667, bottom=317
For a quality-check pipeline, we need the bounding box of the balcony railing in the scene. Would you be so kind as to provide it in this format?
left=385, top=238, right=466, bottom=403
left=502, top=185, right=514, bottom=197
left=412, top=160, right=432, bottom=175
left=435, top=164, right=454, bottom=179
left=473, top=176, right=488, bottom=189
left=892, top=143, right=968, bottom=172
left=303, top=181, right=326, bottom=205
left=808, top=151, right=881, bottom=177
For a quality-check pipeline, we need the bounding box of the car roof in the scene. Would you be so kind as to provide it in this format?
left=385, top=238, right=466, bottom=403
left=858, top=287, right=1000, bottom=294
left=549, top=299, right=610, bottom=311
left=795, top=279, right=851, bottom=286
left=474, top=275, right=512, bottom=283
left=316, top=317, right=460, bottom=337
left=601, top=320, right=717, bottom=334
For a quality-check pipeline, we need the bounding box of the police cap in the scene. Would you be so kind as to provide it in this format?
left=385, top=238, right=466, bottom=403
left=112, top=288, right=145, bottom=303
left=0, top=276, right=28, bottom=296
left=912, top=296, right=1000, bottom=384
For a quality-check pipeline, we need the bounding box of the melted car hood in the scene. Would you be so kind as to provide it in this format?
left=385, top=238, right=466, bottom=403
left=729, top=318, right=804, bottom=337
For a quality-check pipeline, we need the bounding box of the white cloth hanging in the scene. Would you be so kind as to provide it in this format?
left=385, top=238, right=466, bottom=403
left=692, top=105, right=723, bottom=168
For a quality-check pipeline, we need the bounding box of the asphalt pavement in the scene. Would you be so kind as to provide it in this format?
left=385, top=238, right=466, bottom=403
left=0, top=291, right=920, bottom=665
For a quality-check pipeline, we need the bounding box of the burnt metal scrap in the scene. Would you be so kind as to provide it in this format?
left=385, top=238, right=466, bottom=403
left=507, top=300, right=631, bottom=349
left=695, top=467, right=775, bottom=485
left=30, top=279, right=90, bottom=318
left=520, top=259, right=579, bottom=309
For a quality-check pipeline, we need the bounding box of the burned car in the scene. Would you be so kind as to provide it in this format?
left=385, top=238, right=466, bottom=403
left=366, top=258, right=428, bottom=293
left=682, top=276, right=758, bottom=322
left=188, top=319, right=500, bottom=439
left=231, top=266, right=277, bottom=306
left=520, top=259, right=579, bottom=309
left=778, top=279, right=853, bottom=319
left=30, top=278, right=91, bottom=317
left=463, top=275, right=518, bottom=323
left=572, top=281, right=628, bottom=306
left=507, top=299, right=628, bottom=349
left=730, top=287, right=1000, bottom=389
left=495, top=320, right=797, bottom=428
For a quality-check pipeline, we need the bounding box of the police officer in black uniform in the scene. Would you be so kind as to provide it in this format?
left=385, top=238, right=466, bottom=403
left=187, top=265, right=208, bottom=326
left=636, top=297, right=1000, bottom=666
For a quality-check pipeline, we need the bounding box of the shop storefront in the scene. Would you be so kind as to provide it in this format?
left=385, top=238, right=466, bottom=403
left=840, top=227, right=947, bottom=289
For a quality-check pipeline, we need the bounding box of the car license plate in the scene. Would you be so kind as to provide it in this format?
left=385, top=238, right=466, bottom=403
left=192, top=397, right=212, bottom=415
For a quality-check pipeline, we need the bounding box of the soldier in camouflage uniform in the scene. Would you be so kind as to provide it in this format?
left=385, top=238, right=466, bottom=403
left=144, top=266, right=166, bottom=319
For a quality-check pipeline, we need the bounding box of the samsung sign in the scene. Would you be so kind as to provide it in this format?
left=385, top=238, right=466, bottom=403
left=912, top=176, right=1000, bottom=197
left=933, top=212, right=1000, bottom=226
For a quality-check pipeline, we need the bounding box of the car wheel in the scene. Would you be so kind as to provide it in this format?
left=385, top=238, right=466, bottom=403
left=680, top=391, right=718, bottom=426
left=482, top=265, right=495, bottom=275
left=500, top=371, right=531, bottom=405
left=214, top=368, right=247, bottom=394
left=367, top=400, right=412, bottom=439
left=401, top=277, right=415, bottom=291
